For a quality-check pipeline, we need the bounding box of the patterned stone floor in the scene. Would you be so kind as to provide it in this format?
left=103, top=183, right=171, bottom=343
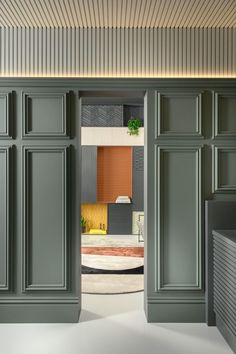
left=81, top=234, right=144, bottom=247
left=81, top=246, right=144, bottom=257
left=82, top=274, right=144, bottom=294
left=82, top=254, right=144, bottom=270
left=81, top=234, right=144, bottom=294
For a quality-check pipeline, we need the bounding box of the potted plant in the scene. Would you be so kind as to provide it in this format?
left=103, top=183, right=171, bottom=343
left=81, top=217, right=87, bottom=233
left=127, top=117, right=142, bottom=136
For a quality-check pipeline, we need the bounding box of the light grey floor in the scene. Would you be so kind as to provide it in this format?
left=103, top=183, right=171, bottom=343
left=0, top=292, right=232, bottom=354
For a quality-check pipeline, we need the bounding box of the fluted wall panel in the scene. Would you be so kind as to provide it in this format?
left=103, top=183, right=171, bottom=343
left=0, top=27, right=235, bottom=77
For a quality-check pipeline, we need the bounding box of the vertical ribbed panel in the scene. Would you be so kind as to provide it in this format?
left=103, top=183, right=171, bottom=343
left=0, top=27, right=235, bottom=77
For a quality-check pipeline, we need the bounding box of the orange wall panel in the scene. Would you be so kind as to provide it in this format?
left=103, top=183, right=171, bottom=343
left=97, top=146, right=132, bottom=203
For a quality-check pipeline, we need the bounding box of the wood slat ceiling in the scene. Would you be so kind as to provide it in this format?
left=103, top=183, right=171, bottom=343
left=0, top=0, right=235, bottom=28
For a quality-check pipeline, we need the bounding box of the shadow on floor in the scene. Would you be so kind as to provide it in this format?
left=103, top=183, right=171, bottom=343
left=79, top=310, right=102, bottom=323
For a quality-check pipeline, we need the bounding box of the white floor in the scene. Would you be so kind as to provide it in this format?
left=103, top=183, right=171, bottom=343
left=0, top=292, right=232, bottom=354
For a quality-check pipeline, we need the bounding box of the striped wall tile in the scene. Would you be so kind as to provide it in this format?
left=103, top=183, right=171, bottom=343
left=0, top=27, right=236, bottom=77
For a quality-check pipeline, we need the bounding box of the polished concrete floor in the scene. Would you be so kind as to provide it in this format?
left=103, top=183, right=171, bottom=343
left=0, top=292, right=232, bottom=354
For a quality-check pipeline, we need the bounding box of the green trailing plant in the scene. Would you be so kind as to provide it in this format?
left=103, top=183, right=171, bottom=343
left=127, top=118, right=142, bottom=136
left=81, top=217, right=87, bottom=232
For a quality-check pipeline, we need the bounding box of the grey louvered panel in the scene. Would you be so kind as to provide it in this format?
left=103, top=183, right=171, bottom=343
left=214, top=270, right=236, bottom=291
left=214, top=247, right=236, bottom=265
left=214, top=294, right=236, bottom=324
left=215, top=294, right=236, bottom=321
left=213, top=230, right=236, bottom=350
left=214, top=232, right=236, bottom=248
left=214, top=237, right=236, bottom=253
left=214, top=281, right=236, bottom=309
left=214, top=240, right=236, bottom=257
left=214, top=268, right=236, bottom=291
left=214, top=303, right=236, bottom=336
left=214, top=271, right=236, bottom=296
left=213, top=231, right=236, bottom=247
left=214, top=259, right=236, bottom=284
left=214, top=251, right=236, bottom=271
left=215, top=309, right=236, bottom=341
left=214, top=275, right=236, bottom=302
left=82, top=105, right=123, bottom=127
left=214, top=255, right=236, bottom=272
left=214, top=304, right=236, bottom=329
left=132, top=147, right=144, bottom=211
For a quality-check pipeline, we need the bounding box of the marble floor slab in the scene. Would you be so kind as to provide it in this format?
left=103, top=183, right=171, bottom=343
left=82, top=234, right=144, bottom=247
left=81, top=235, right=144, bottom=294
left=82, top=274, right=144, bottom=294
left=82, top=254, right=144, bottom=270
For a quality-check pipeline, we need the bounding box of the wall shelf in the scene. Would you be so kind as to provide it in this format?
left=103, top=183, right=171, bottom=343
left=81, top=127, right=144, bottom=146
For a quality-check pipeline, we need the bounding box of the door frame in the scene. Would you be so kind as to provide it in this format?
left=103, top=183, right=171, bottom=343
left=79, top=89, right=146, bottom=300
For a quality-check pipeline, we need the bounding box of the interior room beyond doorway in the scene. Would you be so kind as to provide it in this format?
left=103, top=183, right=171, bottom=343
left=80, top=91, right=145, bottom=295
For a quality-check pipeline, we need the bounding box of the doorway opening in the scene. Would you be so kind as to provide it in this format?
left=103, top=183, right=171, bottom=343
left=80, top=90, right=145, bottom=295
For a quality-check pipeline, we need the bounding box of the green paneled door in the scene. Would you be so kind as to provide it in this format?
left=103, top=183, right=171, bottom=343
left=22, top=147, right=68, bottom=291
left=145, top=89, right=205, bottom=322
left=0, top=86, right=80, bottom=322
left=156, top=146, right=202, bottom=291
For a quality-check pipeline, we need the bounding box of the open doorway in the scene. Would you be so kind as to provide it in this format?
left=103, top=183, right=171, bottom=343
left=80, top=91, right=145, bottom=295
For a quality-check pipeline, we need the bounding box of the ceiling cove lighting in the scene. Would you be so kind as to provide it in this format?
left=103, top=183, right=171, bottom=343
left=0, top=74, right=236, bottom=78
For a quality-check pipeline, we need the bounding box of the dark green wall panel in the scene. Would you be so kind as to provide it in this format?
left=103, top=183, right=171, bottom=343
left=156, top=146, right=202, bottom=290
left=0, top=85, right=79, bottom=323
left=214, top=91, right=236, bottom=138
left=0, top=147, right=10, bottom=291
left=22, top=91, right=69, bottom=138
left=0, top=93, right=11, bottom=138
left=145, top=89, right=206, bottom=323
left=213, top=146, right=236, bottom=192
left=146, top=85, right=236, bottom=323
left=22, top=146, right=68, bottom=291
left=156, top=91, right=202, bottom=138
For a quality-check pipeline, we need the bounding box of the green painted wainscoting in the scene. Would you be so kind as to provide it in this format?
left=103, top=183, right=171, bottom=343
left=0, top=78, right=235, bottom=323
left=144, top=84, right=236, bottom=323
left=0, top=84, right=81, bottom=322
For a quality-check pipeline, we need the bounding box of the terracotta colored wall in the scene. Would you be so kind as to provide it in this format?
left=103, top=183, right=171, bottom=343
left=97, top=147, right=132, bottom=203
